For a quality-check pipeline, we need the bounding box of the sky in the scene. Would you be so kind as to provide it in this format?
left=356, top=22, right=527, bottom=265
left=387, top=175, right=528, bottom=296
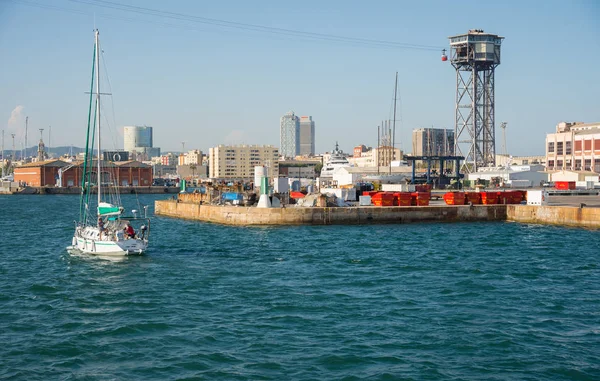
left=1, top=0, right=599, bottom=156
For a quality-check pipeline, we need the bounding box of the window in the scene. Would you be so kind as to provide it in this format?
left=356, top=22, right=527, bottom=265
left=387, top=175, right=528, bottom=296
left=548, top=142, right=554, bottom=153
left=585, top=159, right=592, bottom=171
left=566, top=141, right=572, bottom=155
left=575, top=140, right=582, bottom=151
left=575, top=159, right=582, bottom=170
left=557, top=142, right=563, bottom=155
left=585, top=140, right=592, bottom=151
left=557, top=160, right=563, bottom=168
left=595, top=159, right=600, bottom=173
left=548, top=160, right=554, bottom=170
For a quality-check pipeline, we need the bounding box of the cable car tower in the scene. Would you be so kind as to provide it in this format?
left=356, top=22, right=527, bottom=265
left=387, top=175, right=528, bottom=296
left=447, top=30, right=504, bottom=173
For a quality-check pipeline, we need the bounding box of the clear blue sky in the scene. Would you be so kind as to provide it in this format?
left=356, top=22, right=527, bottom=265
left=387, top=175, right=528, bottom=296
left=1, top=0, right=598, bottom=156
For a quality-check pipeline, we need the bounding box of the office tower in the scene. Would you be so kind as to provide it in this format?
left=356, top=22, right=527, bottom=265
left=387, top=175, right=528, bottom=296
left=299, top=116, right=315, bottom=156
left=280, top=111, right=299, bottom=158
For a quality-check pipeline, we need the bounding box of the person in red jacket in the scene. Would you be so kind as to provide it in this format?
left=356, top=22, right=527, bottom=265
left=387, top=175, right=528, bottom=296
left=124, top=223, right=136, bottom=239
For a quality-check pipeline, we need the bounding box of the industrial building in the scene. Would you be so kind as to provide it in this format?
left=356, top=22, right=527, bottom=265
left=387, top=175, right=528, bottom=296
left=466, top=164, right=547, bottom=187
left=209, top=144, right=279, bottom=180
left=13, top=159, right=152, bottom=187
left=278, top=160, right=319, bottom=179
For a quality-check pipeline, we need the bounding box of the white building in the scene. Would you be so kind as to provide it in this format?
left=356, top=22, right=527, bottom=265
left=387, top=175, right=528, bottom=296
left=124, top=125, right=160, bottom=160
left=466, top=164, right=548, bottom=187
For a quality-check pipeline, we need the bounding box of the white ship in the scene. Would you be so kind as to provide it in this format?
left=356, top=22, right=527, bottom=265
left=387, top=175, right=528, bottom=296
left=320, top=142, right=353, bottom=178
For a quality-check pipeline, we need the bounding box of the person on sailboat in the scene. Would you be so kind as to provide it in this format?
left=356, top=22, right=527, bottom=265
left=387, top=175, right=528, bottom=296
left=98, top=217, right=105, bottom=239
left=124, top=223, right=135, bottom=239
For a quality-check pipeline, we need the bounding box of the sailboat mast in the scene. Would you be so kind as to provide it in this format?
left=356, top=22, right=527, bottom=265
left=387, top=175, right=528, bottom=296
left=95, top=29, right=101, bottom=209
left=392, top=72, right=398, bottom=161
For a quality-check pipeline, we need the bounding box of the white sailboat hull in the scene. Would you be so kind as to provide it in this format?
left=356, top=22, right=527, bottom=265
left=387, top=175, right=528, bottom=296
left=70, top=226, right=147, bottom=256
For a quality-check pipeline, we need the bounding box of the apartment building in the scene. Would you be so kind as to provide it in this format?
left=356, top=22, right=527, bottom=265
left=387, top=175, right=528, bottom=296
left=209, top=145, right=279, bottom=179
left=546, top=121, right=600, bottom=172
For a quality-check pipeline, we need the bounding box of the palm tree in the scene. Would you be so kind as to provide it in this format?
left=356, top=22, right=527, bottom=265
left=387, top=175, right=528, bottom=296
left=190, top=164, right=197, bottom=183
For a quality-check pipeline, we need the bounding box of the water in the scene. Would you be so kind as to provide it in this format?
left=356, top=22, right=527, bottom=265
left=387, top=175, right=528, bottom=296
left=1, top=194, right=599, bottom=380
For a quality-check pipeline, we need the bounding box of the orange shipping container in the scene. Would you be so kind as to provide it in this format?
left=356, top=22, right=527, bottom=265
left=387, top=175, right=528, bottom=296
left=554, top=181, right=576, bottom=190
left=481, top=192, right=499, bottom=205
left=443, top=192, right=465, bottom=205
left=411, top=192, right=431, bottom=206
left=464, top=192, right=482, bottom=205
left=393, top=192, right=412, bottom=206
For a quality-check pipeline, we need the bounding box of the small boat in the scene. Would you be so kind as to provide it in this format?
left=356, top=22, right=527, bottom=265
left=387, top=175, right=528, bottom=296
left=68, top=30, right=150, bottom=256
left=320, top=142, right=353, bottom=178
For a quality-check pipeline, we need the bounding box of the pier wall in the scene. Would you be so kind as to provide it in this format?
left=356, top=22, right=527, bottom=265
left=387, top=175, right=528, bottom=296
left=507, top=205, right=600, bottom=228
left=155, top=200, right=507, bottom=225
left=0, top=186, right=181, bottom=195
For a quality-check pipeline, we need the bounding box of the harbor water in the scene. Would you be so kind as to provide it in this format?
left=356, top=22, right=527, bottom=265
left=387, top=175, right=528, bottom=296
left=0, top=195, right=598, bottom=380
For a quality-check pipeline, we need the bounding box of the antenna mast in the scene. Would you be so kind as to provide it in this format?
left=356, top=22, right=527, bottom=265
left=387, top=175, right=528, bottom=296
left=25, top=116, right=28, bottom=161
left=11, top=133, right=16, bottom=171
left=393, top=72, right=398, bottom=161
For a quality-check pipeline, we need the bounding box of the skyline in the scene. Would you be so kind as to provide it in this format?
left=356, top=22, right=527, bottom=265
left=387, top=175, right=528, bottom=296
left=1, top=0, right=599, bottom=156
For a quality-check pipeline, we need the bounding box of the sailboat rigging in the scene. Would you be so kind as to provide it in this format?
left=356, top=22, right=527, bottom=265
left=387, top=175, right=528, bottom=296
left=67, top=29, right=150, bottom=256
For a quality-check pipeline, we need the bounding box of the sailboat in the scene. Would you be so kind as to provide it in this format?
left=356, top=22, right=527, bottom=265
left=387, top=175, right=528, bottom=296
left=67, top=29, right=150, bottom=256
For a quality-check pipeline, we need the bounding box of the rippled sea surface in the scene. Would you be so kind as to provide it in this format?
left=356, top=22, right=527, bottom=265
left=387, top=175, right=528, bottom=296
left=1, top=194, right=599, bottom=380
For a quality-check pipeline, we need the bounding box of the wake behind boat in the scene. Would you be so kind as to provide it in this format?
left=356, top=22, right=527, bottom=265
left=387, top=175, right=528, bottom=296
left=68, top=29, right=150, bottom=256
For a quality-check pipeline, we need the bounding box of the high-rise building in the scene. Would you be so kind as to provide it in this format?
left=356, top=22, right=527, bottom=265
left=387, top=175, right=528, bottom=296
left=124, top=126, right=153, bottom=151
left=280, top=111, right=299, bottom=158
left=209, top=145, right=279, bottom=179
left=412, top=128, right=455, bottom=156
left=299, top=116, right=315, bottom=156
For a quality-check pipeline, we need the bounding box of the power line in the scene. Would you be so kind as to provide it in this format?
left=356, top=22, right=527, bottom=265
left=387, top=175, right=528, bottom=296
left=11, top=0, right=443, bottom=51
left=71, top=0, right=442, bottom=50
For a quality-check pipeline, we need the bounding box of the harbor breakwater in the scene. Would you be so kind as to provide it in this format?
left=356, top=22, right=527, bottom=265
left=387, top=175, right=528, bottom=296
left=156, top=199, right=600, bottom=228
left=155, top=199, right=507, bottom=225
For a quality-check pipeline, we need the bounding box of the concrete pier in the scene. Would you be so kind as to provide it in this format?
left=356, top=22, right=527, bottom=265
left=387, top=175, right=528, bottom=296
left=155, top=199, right=507, bottom=225
left=156, top=194, right=600, bottom=228
left=507, top=204, right=600, bottom=229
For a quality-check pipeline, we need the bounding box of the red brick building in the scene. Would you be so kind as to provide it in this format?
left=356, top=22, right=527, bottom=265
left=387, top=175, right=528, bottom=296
left=13, top=159, right=68, bottom=186
left=113, top=161, right=152, bottom=186
left=14, top=159, right=152, bottom=187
